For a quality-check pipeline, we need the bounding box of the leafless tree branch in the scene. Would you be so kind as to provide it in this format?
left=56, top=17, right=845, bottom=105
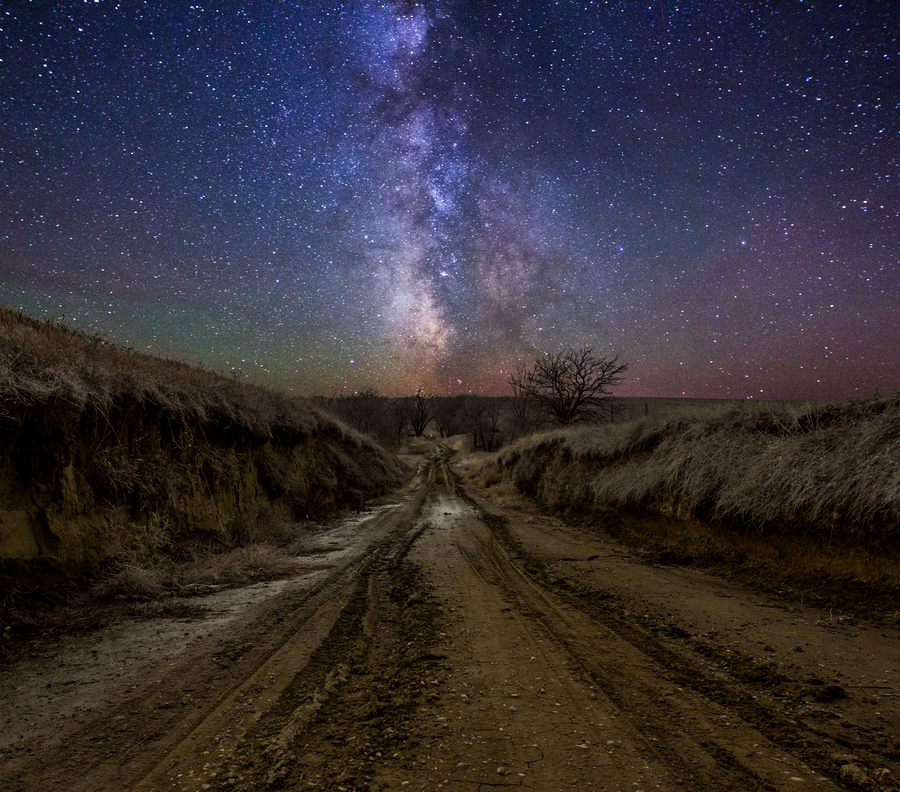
left=508, top=345, right=627, bottom=426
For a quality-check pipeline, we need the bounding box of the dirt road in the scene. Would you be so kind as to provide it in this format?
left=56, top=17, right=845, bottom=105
left=2, top=457, right=899, bottom=791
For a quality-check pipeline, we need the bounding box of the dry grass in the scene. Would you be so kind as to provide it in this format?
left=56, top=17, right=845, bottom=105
left=0, top=305, right=409, bottom=603
left=491, top=396, right=900, bottom=543
left=471, top=395, right=900, bottom=613
left=92, top=546, right=308, bottom=600
left=91, top=511, right=309, bottom=599
left=0, top=305, right=389, bottom=450
left=0, top=304, right=402, bottom=486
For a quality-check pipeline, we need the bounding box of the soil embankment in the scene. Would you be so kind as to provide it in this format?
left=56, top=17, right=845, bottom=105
left=470, top=396, right=900, bottom=616
left=0, top=306, right=408, bottom=598
left=1, top=456, right=897, bottom=791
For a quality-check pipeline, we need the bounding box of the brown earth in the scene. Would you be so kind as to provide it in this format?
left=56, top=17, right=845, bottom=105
left=1, top=453, right=899, bottom=792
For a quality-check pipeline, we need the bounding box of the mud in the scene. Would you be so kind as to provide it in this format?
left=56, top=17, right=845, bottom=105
left=1, top=456, right=898, bottom=791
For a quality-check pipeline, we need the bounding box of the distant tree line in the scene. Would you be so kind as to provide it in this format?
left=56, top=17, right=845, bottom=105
left=313, top=345, right=627, bottom=451
left=313, top=389, right=506, bottom=452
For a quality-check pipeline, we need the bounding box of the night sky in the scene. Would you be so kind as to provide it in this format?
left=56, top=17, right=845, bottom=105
left=2, top=2, right=898, bottom=399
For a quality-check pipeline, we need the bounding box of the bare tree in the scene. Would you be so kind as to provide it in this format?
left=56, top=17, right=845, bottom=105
left=432, top=395, right=465, bottom=438
left=311, top=392, right=338, bottom=412
left=507, top=361, right=542, bottom=438
left=336, top=387, right=388, bottom=437
left=460, top=396, right=503, bottom=452
left=385, top=398, right=410, bottom=445
left=508, top=345, right=627, bottom=426
left=404, top=388, right=434, bottom=437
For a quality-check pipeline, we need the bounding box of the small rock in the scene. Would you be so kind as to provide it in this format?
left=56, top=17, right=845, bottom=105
left=840, top=763, right=871, bottom=786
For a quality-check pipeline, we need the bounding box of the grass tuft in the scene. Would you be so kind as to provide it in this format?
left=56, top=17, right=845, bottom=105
left=91, top=510, right=310, bottom=599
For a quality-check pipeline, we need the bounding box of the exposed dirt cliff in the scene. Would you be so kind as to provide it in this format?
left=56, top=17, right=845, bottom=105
left=0, top=307, right=409, bottom=598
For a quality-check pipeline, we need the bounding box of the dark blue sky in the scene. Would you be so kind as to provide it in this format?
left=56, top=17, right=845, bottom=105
left=2, top=2, right=898, bottom=398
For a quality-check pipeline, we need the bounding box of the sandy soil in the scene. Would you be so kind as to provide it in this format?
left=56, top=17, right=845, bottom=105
left=1, top=456, right=898, bottom=791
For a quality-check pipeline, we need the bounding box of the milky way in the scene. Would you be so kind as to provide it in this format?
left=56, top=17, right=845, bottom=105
left=2, top=2, right=898, bottom=398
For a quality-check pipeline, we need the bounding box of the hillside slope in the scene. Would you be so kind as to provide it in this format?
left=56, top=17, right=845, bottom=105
left=0, top=307, right=409, bottom=597
left=468, top=395, right=900, bottom=613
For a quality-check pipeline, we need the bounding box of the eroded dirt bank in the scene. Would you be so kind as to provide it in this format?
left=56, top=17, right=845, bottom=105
left=1, top=458, right=898, bottom=791
left=0, top=304, right=408, bottom=593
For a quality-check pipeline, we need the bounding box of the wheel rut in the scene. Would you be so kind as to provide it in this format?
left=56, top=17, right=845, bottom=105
left=455, top=513, right=834, bottom=790
left=3, top=455, right=893, bottom=791
left=131, top=491, right=436, bottom=792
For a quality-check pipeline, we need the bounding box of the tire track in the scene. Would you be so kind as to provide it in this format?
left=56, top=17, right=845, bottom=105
left=454, top=497, right=837, bottom=791
left=130, top=493, right=435, bottom=792
left=121, top=478, right=446, bottom=792
left=0, top=490, right=429, bottom=792
left=2, top=458, right=863, bottom=791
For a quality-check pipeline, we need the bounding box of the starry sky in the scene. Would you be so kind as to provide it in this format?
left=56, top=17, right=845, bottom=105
left=2, top=2, right=898, bottom=399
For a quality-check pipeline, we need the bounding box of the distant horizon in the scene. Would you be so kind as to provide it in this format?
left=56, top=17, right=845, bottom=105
left=1, top=299, right=889, bottom=404
left=3, top=4, right=898, bottom=401
left=304, top=390, right=842, bottom=404
left=1, top=300, right=891, bottom=403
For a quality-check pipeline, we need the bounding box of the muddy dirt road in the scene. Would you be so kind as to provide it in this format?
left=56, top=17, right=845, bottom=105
left=2, top=457, right=899, bottom=791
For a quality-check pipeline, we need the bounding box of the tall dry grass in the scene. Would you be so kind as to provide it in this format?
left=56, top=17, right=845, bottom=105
left=490, top=396, right=900, bottom=545
left=0, top=305, right=340, bottom=442
left=469, top=396, right=900, bottom=612
left=91, top=511, right=309, bottom=599
left=0, top=305, right=399, bottom=481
